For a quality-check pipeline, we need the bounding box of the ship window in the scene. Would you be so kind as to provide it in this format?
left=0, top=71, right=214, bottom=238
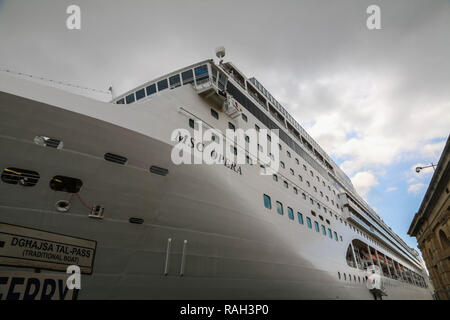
left=255, top=124, right=260, bottom=132
left=311, top=211, right=316, bottom=217
left=303, top=164, right=307, bottom=171
left=310, top=170, right=313, bottom=177
left=287, top=151, right=291, bottom=158
left=334, top=231, right=338, bottom=241
left=283, top=181, right=288, bottom=188
left=276, top=201, right=283, bottom=215
left=1, top=167, right=40, bottom=187
left=295, top=158, right=299, bottom=165
left=278, top=143, right=282, bottom=150
left=135, top=88, right=146, bottom=101
left=116, top=98, right=125, bottom=104
left=231, top=146, right=237, bottom=156
left=211, top=67, right=218, bottom=83
left=104, top=153, right=128, bottom=165
left=338, top=272, right=341, bottom=280
left=288, top=207, right=294, bottom=220
left=125, top=93, right=135, bottom=104
left=326, top=219, right=330, bottom=224
left=242, top=114, right=248, bottom=122
left=157, top=79, right=168, bottom=91
left=319, top=215, right=323, bottom=221
left=307, top=181, right=310, bottom=187
left=280, top=161, right=285, bottom=168
left=218, top=73, right=227, bottom=90
left=146, top=84, right=156, bottom=96
left=340, top=235, right=343, bottom=241
left=267, top=134, right=271, bottom=142
left=290, top=168, right=294, bottom=175
left=314, top=187, right=317, bottom=193
left=297, top=212, right=304, bottom=224
left=310, top=198, right=313, bottom=204
left=260, top=165, right=266, bottom=175
left=50, top=176, right=82, bottom=193
left=344, top=274, right=347, bottom=281
left=328, top=228, right=333, bottom=238
left=228, top=122, right=235, bottom=131
left=273, top=174, right=278, bottom=182
left=317, top=176, right=320, bottom=182
left=321, top=225, right=326, bottom=235
left=189, top=119, right=199, bottom=130
left=194, top=65, right=209, bottom=84
left=298, top=175, right=302, bottom=182
left=258, top=144, right=263, bottom=152
left=211, top=108, right=219, bottom=119
left=245, top=135, right=250, bottom=143
left=263, top=194, right=271, bottom=209
left=314, top=221, right=319, bottom=232
left=307, top=217, right=312, bottom=229
left=326, top=196, right=329, bottom=201
left=320, top=191, right=323, bottom=197
left=169, top=74, right=181, bottom=89
left=302, top=193, right=306, bottom=200
left=293, top=187, right=298, bottom=194
left=182, top=69, right=194, bottom=85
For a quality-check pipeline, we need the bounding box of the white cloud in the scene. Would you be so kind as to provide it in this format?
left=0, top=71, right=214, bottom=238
left=408, top=183, right=426, bottom=194
left=351, top=171, right=379, bottom=199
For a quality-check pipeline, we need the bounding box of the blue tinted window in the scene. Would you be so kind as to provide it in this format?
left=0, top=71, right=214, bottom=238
left=288, top=207, right=294, bottom=220
left=116, top=98, right=125, bottom=104
left=182, top=69, right=194, bottom=85
left=125, top=93, right=135, bottom=104
left=157, top=79, right=168, bottom=91
left=146, top=84, right=156, bottom=96
left=297, top=212, right=304, bottom=224
left=169, top=74, right=181, bottom=88
left=263, top=194, right=271, bottom=209
left=307, top=217, right=312, bottom=229
left=135, top=88, right=145, bottom=101
left=328, top=228, right=333, bottom=238
left=321, top=225, right=326, bottom=235
left=276, top=201, right=283, bottom=215
left=314, top=221, right=319, bottom=232
left=195, top=65, right=208, bottom=80
left=334, top=231, right=338, bottom=241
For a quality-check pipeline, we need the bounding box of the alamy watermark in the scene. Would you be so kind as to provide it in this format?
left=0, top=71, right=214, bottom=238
left=171, top=122, right=280, bottom=175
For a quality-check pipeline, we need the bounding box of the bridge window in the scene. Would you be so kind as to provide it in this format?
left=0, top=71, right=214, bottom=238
left=263, top=194, right=271, bottom=209
left=307, top=217, right=312, bottom=229
left=194, top=65, right=209, bottom=84
left=125, top=93, right=135, bottom=104
left=169, top=74, right=181, bottom=89
left=321, top=225, right=326, bottom=236
left=328, top=228, right=333, bottom=238
left=182, top=69, right=194, bottom=85
left=135, top=88, right=146, bottom=101
left=157, top=79, right=168, bottom=91
left=288, top=207, right=294, bottom=220
left=334, top=231, right=338, bottom=241
left=276, top=201, right=283, bottom=215
left=116, top=98, right=125, bottom=104
left=1, top=167, right=40, bottom=187
left=242, top=113, right=248, bottom=122
left=146, top=83, right=156, bottom=96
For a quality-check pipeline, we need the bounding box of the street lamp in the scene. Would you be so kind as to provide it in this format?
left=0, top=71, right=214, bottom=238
left=415, top=163, right=436, bottom=173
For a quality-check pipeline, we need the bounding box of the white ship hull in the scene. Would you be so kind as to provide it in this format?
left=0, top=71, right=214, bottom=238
left=0, top=73, right=433, bottom=299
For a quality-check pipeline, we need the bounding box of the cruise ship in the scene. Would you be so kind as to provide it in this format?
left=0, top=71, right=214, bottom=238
left=0, top=50, right=434, bottom=299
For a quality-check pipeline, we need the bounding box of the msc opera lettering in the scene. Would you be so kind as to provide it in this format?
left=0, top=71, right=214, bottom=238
left=174, top=131, right=242, bottom=175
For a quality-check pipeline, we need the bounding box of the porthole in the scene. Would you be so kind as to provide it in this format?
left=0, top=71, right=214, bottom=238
left=104, top=153, right=128, bottom=165
left=1, top=167, right=40, bottom=187
left=150, top=166, right=169, bottom=176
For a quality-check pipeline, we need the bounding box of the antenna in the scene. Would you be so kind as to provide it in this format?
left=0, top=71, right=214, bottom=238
left=215, top=46, right=226, bottom=64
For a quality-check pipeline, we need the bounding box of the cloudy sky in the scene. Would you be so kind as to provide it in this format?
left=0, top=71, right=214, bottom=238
left=1, top=0, right=449, bottom=253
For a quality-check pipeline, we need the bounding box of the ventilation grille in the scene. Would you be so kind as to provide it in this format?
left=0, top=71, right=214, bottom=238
left=34, top=136, right=63, bottom=149
left=1, top=167, right=40, bottom=187
left=104, top=153, right=128, bottom=165
left=150, top=166, right=169, bottom=176
left=129, top=217, right=144, bottom=224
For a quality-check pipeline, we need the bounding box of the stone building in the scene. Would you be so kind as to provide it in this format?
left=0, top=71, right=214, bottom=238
left=408, top=135, right=450, bottom=300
